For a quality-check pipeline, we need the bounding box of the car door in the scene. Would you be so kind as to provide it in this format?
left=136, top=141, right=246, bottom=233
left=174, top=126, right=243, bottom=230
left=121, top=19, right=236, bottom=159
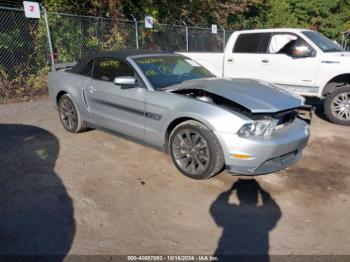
left=224, top=32, right=271, bottom=80
left=258, top=33, right=319, bottom=92
left=84, top=57, right=146, bottom=139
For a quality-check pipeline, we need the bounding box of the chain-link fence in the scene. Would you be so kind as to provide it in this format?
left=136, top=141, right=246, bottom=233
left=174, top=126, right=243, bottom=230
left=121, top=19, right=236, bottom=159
left=0, top=7, right=50, bottom=103
left=50, top=13, right=137, bottom=64
left=0, top=5, right=235, bottom=104
left=138, top=23, right=187, bottom=52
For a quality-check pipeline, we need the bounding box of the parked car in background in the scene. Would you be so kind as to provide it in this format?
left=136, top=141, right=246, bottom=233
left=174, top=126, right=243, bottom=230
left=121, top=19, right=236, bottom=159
left=180, top=28, right=350, bottom=125
left=48, top=50, right=310, bottom=179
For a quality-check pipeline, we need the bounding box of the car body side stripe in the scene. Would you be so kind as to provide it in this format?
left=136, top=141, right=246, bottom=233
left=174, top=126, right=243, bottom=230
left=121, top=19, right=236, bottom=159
left=92, top=98, right=162, bottom=120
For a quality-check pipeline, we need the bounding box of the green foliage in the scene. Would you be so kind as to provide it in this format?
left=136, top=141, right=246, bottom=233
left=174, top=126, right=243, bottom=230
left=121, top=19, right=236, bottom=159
left=0, top=8, right=50, bottom=102
left=259, top=0, right=350, bottom=40
left=42, top=0, right=350, bottom=39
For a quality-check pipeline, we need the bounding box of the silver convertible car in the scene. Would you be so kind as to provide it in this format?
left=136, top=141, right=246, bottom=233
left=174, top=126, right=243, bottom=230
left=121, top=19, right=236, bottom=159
left=48, top=50, right=310, bottom=179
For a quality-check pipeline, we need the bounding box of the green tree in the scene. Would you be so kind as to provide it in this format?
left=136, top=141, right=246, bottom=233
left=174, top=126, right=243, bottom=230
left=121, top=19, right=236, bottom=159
left=259, top=0, right=350, bottom=40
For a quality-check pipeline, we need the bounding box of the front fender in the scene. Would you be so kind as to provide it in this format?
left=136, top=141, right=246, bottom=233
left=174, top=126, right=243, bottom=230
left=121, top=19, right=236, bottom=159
left=144, top=90, right=250, bottom=148
left=166, top=108, right=248, bottom=135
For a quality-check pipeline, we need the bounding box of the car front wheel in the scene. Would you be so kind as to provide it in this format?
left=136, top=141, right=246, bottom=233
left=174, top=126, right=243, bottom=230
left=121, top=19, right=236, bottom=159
left=324, top=86, right=350, bottom=126
left=169, top=120, right=225, bottom=179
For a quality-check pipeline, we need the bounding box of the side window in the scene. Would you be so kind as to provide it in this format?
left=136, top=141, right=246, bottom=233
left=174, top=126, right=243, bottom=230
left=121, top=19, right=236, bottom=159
left=233, top=33, right=270, bottom=53
left=233, top=33, right=260, bottom=53
left=268, top=33, right=314, bottom=56
left=92, top=58, right=134, bottom=82
left=258, top=33, right=271, bottom=53
left=269, top=34, right=298, bottom=54
left=80, top=61, right=93, bottom=77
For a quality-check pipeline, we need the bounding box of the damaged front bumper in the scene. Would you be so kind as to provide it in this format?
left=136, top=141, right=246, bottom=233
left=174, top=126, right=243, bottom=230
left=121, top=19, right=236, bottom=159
left=215, top=118, right=310, bottom=175
left=297, top=104, right=315, bottom=124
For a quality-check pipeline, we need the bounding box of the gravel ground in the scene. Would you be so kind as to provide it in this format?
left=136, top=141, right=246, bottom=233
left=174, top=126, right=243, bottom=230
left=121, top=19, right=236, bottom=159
left=0, top=99, right=349, bottom=258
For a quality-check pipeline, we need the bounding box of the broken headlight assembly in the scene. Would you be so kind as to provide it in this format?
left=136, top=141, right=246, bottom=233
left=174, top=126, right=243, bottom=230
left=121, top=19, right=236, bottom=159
left=237, top=118, right=278, bottom=137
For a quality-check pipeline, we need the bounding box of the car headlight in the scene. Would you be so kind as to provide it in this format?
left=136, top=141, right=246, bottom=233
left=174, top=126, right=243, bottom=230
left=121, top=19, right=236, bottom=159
left=237, top=119, right=277, bottom=137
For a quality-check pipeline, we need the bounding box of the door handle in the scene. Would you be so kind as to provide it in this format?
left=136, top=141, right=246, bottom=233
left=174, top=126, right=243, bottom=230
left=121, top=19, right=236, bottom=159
left=88, top=86, right=96, bottom=93
left=261, top=59, right=269, bottom=63
left=227, top=58, right=234, bottom=62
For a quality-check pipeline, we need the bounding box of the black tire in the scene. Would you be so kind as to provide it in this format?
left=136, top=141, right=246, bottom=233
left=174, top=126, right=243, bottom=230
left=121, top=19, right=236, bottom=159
left=324, top=86, right=350, bottom=126
left=58, top=95, right=87, bottom=133
left=169, top=120, right=225, bottom=180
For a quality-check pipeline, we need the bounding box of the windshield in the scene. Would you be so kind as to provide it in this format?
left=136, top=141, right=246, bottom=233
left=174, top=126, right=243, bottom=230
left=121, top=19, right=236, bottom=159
left=302, top=31, right=343, bottom=52
left=133, top=56, right=215, bottom=90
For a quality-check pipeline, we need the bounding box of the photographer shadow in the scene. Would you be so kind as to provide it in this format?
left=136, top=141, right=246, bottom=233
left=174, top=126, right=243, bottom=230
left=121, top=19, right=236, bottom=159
left=0, top=124, right=75, bottom=259
left=210, top=179, right=281, bottom=262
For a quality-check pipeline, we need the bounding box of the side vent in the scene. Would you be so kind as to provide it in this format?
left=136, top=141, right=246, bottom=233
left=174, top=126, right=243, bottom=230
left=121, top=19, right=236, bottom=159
left=82, top=88, right=88, bottom=108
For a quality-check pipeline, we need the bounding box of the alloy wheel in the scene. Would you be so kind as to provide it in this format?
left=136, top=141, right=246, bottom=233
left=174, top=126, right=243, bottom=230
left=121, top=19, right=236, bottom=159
left=172, top=129, right=210, bottom=175
left=331, top=92, right=350, bottom=121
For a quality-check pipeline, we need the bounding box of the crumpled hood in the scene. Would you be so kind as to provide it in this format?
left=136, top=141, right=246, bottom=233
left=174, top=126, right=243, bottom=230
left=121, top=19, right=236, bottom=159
left=168, top=78, right=304, bottom=113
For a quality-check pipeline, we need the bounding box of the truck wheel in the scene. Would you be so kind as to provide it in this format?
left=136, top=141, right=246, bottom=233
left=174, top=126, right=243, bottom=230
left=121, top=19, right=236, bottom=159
left=58, top=95, right=87, bottom=133
left=324, top=86, right=350, bottom=126
left=169, top=120, right=225, bottom=180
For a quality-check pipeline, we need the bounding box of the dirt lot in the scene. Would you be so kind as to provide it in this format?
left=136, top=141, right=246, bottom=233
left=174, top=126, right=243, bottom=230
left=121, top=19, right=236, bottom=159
left=0, top=99, right=349, bottom=258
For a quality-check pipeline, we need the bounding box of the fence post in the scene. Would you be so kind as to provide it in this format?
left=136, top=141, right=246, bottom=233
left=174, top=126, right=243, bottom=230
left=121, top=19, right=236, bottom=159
left=130, top=14, right=139, bottom=49
left=186, top=26, right=189, bottom=51
left=182, top=22, right=189, bottom=52
left=41, top=4, right=55, bottom=70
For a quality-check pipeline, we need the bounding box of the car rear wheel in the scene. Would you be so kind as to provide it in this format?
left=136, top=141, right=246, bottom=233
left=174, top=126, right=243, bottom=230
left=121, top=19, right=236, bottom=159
left=324, top=86, right=350, bottom=126
left=58, top=95, right=86, bottom=133
left=169, top=120, right=224, bottom=179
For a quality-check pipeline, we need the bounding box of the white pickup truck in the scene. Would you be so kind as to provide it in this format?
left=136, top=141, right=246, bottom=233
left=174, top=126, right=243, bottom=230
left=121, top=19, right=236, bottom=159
left=180, top=28, right=350, bottom=125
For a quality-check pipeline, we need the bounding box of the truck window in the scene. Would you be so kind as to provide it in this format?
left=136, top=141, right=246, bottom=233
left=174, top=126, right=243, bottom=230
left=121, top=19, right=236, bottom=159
left=269, top=34, right=297, bottom=54
left=302, top=31, right=343, bottom=52
left=268, top=33, right=314, bottom=56
left=259, top=33, right=271, bottom=53
left=233, top=33, right=270, bottom=53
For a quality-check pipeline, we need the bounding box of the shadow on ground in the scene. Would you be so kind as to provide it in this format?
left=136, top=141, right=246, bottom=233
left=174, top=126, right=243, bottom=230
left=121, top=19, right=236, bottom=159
left=0, top=124, right=75, bottom=259
left=210, top=179, right=281, bottom=262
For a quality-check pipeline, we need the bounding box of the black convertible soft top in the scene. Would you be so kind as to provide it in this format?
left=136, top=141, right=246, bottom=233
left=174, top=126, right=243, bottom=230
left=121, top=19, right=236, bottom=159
left=69, top=49, right=175, bottom=74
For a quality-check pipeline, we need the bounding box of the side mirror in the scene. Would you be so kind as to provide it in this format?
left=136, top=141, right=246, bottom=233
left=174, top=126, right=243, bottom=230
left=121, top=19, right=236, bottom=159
left=292, top=45, right=314, bottom=58
left=114, top=76, right=137, bottom=88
